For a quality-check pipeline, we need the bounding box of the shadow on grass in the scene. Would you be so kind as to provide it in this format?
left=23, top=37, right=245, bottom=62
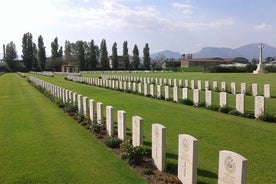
left=198, top=168, right=217, bottom=179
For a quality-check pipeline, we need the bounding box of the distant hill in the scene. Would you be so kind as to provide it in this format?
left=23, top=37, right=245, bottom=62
left=193, top=43, right=276, bottom=59
left=150, top=50, right=182, bottom=60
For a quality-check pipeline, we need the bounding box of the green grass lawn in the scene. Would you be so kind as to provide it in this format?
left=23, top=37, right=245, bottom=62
left=0, top=73, right=146, bottom=184
left=31, top=73, right=276, bottom=184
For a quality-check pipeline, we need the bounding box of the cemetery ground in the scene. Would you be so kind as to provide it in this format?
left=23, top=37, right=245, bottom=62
left=0, top=74, right=146, bottom=184
left=30, top=73, right=276, bottom=184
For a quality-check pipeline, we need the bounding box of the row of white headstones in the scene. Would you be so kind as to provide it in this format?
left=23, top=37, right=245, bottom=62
left=99, top=74, right=271, bottom=97
left=29, top=75, right=248, bottom=184
left=67, top=75, right=269, bottom=118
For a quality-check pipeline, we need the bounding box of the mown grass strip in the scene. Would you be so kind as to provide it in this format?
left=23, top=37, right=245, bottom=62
left=31, top=74, right=276, bottom=184
left=0, top=73, right=146, bottom=184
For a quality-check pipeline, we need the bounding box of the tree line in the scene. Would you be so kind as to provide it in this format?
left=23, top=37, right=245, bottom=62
left=1, top=32, right=151, bottom=72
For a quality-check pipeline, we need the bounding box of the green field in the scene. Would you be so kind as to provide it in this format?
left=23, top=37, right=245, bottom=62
left=30, top=72, right=276, bottom=184
left=0, top=74, right=146, bottom=183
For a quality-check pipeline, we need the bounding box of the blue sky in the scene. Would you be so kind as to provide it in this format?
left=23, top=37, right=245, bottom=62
left=0, top=0, right=275, bottom=56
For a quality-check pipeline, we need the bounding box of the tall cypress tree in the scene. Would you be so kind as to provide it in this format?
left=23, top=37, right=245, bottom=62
left=122, top=41, right=129, bottom=70
left=76, top=41, right=85, bottom=71
left=112, top=42, right=118, bottom=70
left=37, top=35, right=46, bottom=70
left=51, top=37, right=63, bottom=59
left=89, top=40, right=97, bottom=70
left=143, top=43, right=151, bottom=70
left=100, top=39, right=109, bottom=70
left=22, top=32, right=35, bottom=71
left=132, top=44, right=139, bottom=70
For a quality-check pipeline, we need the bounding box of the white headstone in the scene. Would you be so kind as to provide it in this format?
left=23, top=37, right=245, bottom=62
left=193, top=89, right=200, bottom=106
left=241, top=83, right=247, bottom=94
left=117, top=110, right=126, bottom=141
left=165, top=86, right=170, bottom=100
left=106, top=106, right=114, bottom=136
left=220, top=92, right=228, bottom=107
left=82, top=96, right=89, bottom=116
left=150, top=84, right=155, bottom=97
left=218, top=150, right=247, bottom=184
left=157, top=85, right=162, bottom=99
left=205, top=90, right=212, bottom=107
left=264, top=84, right=271, bottom=98
left=185, top=80, right=189, bottom=88
left=252, top=83, right=258, bottom=96
left=236, top=94, right=245, bottom=114
left=254, top=96, right=265, bottom=118
left=191, top=80, right=195, bottom=89
left=205, top=81, right=210, bottom=90
left=89, top=99, right=95, bottom=122
left=138, top=83, right=142, bottom=94
left=144, top=83, right=148, bottom=96
left=231, top=82, right=236, bottom=94
left=77, top=94, right=83, bottom=113
left=152, top=123, right=166, bottom=171
left=173, top=87, right=178, bottom=102
left=97, top=102, right=103, bottom=124
left=132, top=116, right=143, bottom=147
left=221, top=82, right=226, bottom=92
left=182, top=88, right=188, bottom=100
left=213, top=81, right=218, bottom=91
left=178, top=134, right=198, bottom=184
left=197, top=80, right=202, bottom=90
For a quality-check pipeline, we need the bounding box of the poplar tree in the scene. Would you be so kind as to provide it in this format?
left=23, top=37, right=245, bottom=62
left=51, top=37, right=63, bottom=58
left=100, top=39, right=109, bottom=70
left=122, top=41, right=129, bottom=70
left=88, top=40, right=98, bottom=70
left=143, top=43, right=151, bottom=70
left=132, top=44, right=139, bottom=70
left=112, top=42, right=118, bottom=70
left=76, top=41, right=85, bottom=71
left=37, top=35, right=46, bottom=70
left=22, top=32, right=35, bottom=71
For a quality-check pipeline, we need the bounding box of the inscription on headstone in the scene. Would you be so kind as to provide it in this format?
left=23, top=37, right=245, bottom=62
left=178, top=134, right=198, bottom=184
left=218, top=150, right=247, bottom=184
left=152, top=123, right=166, bottom=171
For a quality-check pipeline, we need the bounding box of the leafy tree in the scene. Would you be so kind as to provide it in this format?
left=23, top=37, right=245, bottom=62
left=100, top=39, right=109, bottom=70
left=112, top=42, right=118, bottom=70
left=122, top=41, right=130, bottom=70
left=265, top=57, right=275, bottom=63
left=76, top=41, right=85, bottom=71
left=37, top=35, right=46, bottom=70
left=143, top=43, right=151, bottom=70
left=132, top=44, right=139, bottom=70
left=22, top=32, right=36, bottom=71
left=88, top=40, right=98, bottom=70
left=4, top=41, right=17, bottom=72
left=51, top=37, right=63, bottom=59
left=32, top=43, right=41, bottom=71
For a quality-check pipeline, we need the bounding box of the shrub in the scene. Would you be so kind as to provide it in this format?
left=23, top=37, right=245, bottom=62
left=64, top=102, right=78, bottom=114
left=105, top=137, right=123, bottom=148
left=258, top=112, right=276, bottom=123
left=218, top=105, right=232, bottom=113
left=207, top=105, right=219, bottom=111
left=56, top=99, right=65, bottom=108
left=120, top=140, right=147, bottom=165
left=228, top=109, right=243, bottom=116
left=143, top=168, right=153, bottom=175
left=179, top=99, right=194, bottom=106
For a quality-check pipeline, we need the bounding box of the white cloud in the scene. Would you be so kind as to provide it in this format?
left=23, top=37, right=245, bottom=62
left=172, top=2, right=193, bottom=15
left=254, top=23, right=272, bottom=31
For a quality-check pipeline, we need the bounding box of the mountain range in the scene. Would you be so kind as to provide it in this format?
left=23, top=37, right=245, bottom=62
left=151, top=43, right=276, bottom=60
